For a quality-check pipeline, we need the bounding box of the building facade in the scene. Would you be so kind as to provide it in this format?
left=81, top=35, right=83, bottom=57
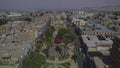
left=110, top=37, right=120, bottom=68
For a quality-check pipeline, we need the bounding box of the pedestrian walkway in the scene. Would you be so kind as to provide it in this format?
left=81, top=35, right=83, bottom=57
left=67, top=43, right=78, bottom=68
left=47, top=65, right=65, bottom=68
left=46, top=58, right=70, bottom=64
left=70, top=61, right=78, bottom=68
left=52, top=30, right=58, bottom=38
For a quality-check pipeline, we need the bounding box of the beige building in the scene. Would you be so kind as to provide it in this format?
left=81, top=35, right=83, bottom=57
left=50, top=13, right=67, bottom=29
left=72, top=17, right=87, bottom=27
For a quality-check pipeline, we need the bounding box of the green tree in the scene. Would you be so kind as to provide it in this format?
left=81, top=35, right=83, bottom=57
left=24, top=17, right=32, bottom=22
left=35, top=41, right=43, bottom=51
left=57, top=28, right=71, bottom=38
left=46, top=37, right=54, bottom=47
left=57, top=28, right=75, bottom=44
left=0, top=18, right=8, bottom=25
left=22, top=53, right=46, bottom=68
left=35, top=34, right=46, bottom=51
left=46, top=26, right=55, bottom=37
left=63, top=33, right=75, bottom=44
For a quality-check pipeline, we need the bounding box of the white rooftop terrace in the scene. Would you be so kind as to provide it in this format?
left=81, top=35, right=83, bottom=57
left=82, top=35, right=113, bottom=48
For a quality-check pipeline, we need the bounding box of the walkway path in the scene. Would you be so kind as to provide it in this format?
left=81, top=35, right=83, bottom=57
left=46, top=58, right=70, bottom=64
left=52, top=29, right=58, bottom=38
left=47, top=65, right=65, bottom=68
left=67, top=43, right=78, bottom=68
left=52, top=29, right=59, bottom=68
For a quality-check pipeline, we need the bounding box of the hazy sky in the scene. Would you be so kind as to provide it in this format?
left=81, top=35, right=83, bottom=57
left=0, top=0, right=120, bottom=10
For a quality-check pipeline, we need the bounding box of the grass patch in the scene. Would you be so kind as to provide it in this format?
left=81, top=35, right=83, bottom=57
left=61, top=62, right=70, bottom=68
left=42, top=63, right=50, bottom=68
left=22, top=53, right=46, bottom=68
left=59, top=55, right=69, bottom=60
left=47, top=56, right=54, bottom=60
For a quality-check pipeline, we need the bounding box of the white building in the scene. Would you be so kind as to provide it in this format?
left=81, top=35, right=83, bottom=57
left=72, top=17, right=87, bottom=27
left=7, top=12, right=22, bottom=17
left=82, top=35, right=113, bottom=55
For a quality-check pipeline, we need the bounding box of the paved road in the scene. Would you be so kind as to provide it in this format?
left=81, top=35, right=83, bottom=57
left=67, top=22, right=84, bottom=68
left=46, top=58, right=70, bottom=64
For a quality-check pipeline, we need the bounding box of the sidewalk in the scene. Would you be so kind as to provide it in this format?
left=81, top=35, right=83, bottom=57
left=46, top=58, right=70, bottom=64
left=70, top=61, right=78, bottom=68
left=68, top=44, right=78, bottom=68
left=52, top=30, right=58, bottom=38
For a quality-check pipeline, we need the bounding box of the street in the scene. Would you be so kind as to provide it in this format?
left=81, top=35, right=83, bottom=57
left=67, top=22, right=84, bottom=68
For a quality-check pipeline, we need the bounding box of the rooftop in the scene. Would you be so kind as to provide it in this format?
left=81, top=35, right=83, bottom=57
left=83, top=22, right=113, bottom=32
left=82, top=35, right=113, bottom=47
left=94, top=24, right=112, bottom=32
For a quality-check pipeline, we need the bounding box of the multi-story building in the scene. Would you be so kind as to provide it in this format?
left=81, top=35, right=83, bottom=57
left=6, top=12, right=22, bottom=17
left=82, top=35, right=113, bottom=55
left=110, top=37, right=120, bottom=68
left=50, top=13, right=67, bottom=29
left=72, top=18, right=114, bottom=36
left=72, top=17, right=87, bottom=26
left=81, top=23, right=114, bottom=36
left=72, top=10, right=87, bottom=19
left=93, top=57, right=109, bottom=68
left=71, top=11, right=120, bottom=36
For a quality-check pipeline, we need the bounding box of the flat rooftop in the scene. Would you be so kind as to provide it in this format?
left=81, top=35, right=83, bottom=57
left=83, top=22, right=113, bottom=32
left=81, top=35, right=113, bottom=47
left=94, top=24, right=112, bottom=32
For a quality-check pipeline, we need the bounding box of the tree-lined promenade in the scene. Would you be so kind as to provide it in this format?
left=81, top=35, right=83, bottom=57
left=21, top=12, right=78, bottom=68
left=21, top=25, right=77, bottom=68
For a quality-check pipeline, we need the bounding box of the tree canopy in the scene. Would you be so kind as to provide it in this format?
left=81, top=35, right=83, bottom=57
left=57, top=28, right=75, bottom=44
left=0, top=18, right=8, bottom=25
left=24, top=17, right=32, bottom=22
left=57, top=28, right=71, bottom=38
left=46, top=26, right=55, bottom=37
left=22, top=53, right=46, bottom=68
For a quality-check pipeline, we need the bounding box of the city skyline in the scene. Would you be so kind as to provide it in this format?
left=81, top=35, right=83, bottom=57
left=0, top=0, right=120, bottom=10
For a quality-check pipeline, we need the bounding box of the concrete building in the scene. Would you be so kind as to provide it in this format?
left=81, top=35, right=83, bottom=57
left=93, top=57, right=109, bottom=68
left=50, top=13, right=67, bottom=29
left=73, top=11, right=86, bottom=19
left=81, top=22, right=114, bottom=36
left=71, top=11, right=119, bottom=36
left=110, top=37, right=120, bottom=68
left=7, top=12, right=22, bottom=17
left=82, top=35, right=113, bottom=55
left=72, top=17, right=87, bottom=26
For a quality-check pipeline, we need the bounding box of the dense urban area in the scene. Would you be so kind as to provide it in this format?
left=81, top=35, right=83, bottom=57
left=0, top=10, right=120, bottom=68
